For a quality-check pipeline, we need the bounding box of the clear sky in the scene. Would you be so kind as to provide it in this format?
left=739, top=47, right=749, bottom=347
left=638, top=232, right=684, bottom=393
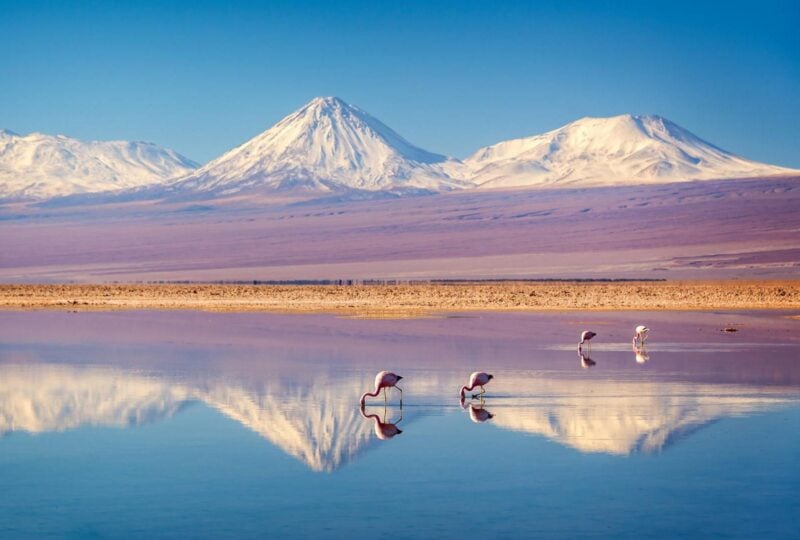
left=3, top=0, right=799, bottom=166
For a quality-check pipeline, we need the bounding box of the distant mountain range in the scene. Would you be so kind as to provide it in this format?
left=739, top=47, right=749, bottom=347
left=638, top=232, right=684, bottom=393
left=1, top=97, right=795, bottom=201
left=0, top=129, right=197, bottom=199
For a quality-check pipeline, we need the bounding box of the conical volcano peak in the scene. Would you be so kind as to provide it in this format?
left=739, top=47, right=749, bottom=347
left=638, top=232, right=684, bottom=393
left=272, top=96, right=444, bottom=163
left=171, top=97, right=466, bottom=195
left=305, top=95, right=349, bottom=110
left=290, top=96, right=352, bottom=121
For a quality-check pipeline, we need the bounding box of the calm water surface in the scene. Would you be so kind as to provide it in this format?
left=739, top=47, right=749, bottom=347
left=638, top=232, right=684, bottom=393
left=1, top=310, right=799, bottom=539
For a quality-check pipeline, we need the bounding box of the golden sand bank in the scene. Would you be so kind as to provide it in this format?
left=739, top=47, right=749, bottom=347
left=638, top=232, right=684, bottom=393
left=1, top=281, right=799, bottom=317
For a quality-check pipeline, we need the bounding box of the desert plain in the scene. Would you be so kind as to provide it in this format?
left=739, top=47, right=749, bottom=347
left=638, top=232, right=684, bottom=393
left=2, top=280, right=798, bottom=317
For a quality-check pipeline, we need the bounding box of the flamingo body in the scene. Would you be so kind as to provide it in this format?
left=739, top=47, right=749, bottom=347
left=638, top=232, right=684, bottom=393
left=579, top=330, right=597, bottom=352
left=360, top=370, right=403, bottom=407
left=460, top=371, right=494, bottom=399
left=633, top=325, right=650, bottom=345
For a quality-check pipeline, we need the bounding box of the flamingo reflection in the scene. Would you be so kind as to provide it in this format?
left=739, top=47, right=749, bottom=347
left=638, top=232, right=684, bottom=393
left=579, top=351, right=596, bottom=369
left=360, top=406, right=403, bottom=440
left=460, top=396, right=494, bottom=423
left=634, top=345, right=650, bottom=364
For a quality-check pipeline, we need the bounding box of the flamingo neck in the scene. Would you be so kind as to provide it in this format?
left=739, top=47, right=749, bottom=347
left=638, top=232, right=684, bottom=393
left=359, top=388, right=381, bottom=405
left=460, top=385, right=473, bottom=398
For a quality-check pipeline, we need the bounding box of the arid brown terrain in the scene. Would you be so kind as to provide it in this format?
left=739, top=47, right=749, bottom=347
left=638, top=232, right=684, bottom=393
left=2, top=178, right=799, bottom=283
left=2, top=281, right=799, bottom=317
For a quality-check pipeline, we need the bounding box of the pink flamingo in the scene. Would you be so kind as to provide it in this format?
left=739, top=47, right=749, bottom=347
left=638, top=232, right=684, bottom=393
left=360, top=371, right=403, bottom=407
left=633, top=325, right=649, bottom=346
left=460, top=371, right=494, bottom=400
left=360, top=407, right=403, bottom=439
left=579, top=330, right=596, bottom=352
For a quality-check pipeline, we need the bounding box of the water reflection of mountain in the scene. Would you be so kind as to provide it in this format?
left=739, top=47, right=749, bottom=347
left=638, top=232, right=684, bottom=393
left=194, top=378, right=375, bottom=472
left=488, top=376, right=793, bottom=455
left=0, top=365, right=190, bottom=435
left=0, top=364, right=796, bottom=469
left=0, top=365, right=418, bottom=472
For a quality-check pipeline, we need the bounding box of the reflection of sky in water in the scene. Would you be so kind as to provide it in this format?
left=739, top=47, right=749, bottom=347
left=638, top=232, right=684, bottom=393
left=0, top=310, right=799, bottom=538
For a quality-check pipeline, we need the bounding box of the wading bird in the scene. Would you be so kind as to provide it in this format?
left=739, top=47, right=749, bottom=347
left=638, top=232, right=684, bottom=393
left=460, top=371, right=494, bottom=400
left=633, top=325, right=649, bottom=346
left=579, top=330, right=597, bottom=352
left=360, top=371, right=403, bottom=407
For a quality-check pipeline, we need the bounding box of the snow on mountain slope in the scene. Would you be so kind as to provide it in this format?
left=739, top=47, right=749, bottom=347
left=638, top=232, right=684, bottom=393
left=5, top=108, right=796, bottom=204
left=167, top=96, right=468, bottom=195
left=465, top=114, right=797, bottom=189
left=0, top=129, right=198, bottom=200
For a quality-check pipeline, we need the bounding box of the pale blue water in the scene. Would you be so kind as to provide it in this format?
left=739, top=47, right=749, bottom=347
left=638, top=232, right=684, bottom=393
left=1, top=310, right=799, bottom=539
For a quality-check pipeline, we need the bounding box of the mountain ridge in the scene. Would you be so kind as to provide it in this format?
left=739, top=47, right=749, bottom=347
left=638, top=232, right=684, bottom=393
left=3, top=99, right=797, bottom=202
left=0, top=129, right=198, bottom=200
left=465, top=113, right=795, bottom=188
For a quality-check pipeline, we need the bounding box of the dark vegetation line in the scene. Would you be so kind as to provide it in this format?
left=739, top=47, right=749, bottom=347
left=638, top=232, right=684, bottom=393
left=126, top=278, right=668, bottom=286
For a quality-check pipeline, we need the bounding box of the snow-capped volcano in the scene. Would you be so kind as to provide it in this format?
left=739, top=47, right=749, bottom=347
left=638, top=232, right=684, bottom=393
left=465, top=114, right=796, bottom=189
left=0, top=129, right=198, bottom=200
left=168, top=96, right=467, bottom=195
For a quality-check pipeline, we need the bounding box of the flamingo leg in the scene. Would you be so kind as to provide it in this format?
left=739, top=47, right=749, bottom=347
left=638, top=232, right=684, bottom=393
left=388, top=402, right=404, bottom=424
left=396, top=386, right=403, bottom=406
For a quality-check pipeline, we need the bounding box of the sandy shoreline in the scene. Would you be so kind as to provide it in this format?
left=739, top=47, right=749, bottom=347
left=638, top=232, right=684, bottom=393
left=1, top=281, right=799, bottom=317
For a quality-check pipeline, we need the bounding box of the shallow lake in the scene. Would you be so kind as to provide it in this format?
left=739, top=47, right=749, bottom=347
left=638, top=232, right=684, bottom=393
left=1, top=310, right=799, bottom=539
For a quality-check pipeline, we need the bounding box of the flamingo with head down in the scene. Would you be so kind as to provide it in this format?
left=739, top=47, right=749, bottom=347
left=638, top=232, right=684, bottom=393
left=579, top=331, right=596, bottom=352
left=460, top=371, right=494, bottom=400
left=633, top=325, right=649, bottom=346
left=360, top=371, right=403, bottom=408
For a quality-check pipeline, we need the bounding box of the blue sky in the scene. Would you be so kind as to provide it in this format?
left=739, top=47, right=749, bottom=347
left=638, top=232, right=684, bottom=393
left=3, top=0, right=799, bottom=166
